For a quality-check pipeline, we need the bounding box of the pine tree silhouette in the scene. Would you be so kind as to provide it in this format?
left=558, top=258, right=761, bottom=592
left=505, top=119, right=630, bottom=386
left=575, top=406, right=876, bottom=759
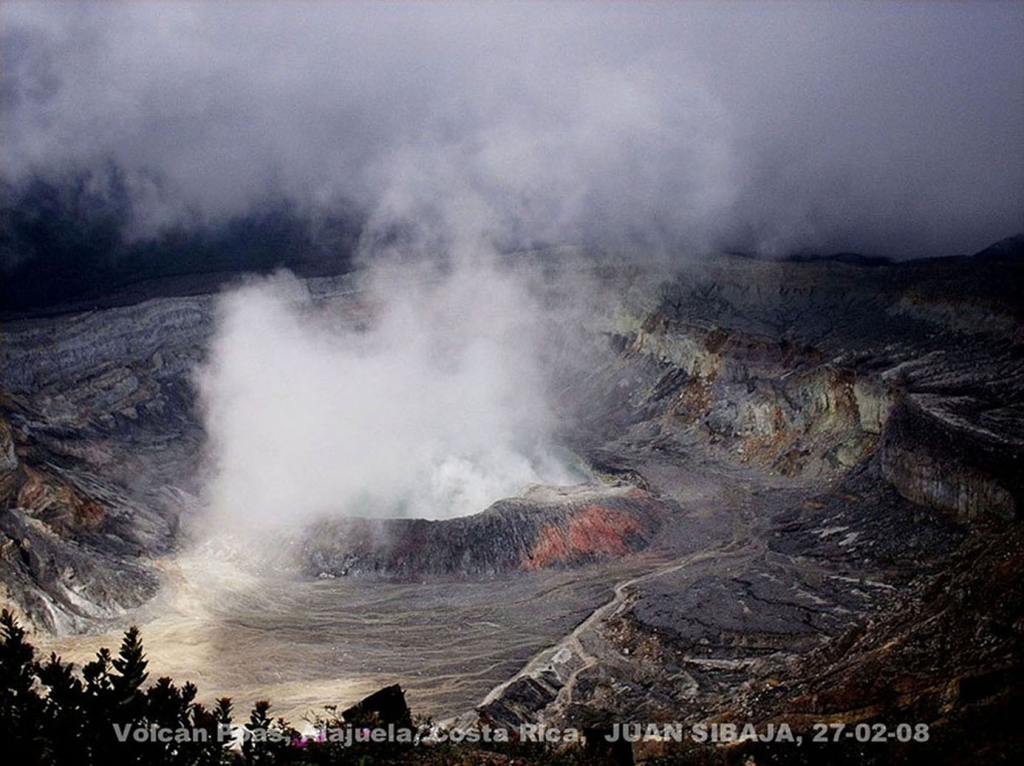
left=0, top=609, right=44, bottom=764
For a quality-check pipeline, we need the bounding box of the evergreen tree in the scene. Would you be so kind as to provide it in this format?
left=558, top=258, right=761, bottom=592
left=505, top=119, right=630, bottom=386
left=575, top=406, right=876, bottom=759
left=35, top=651, right=88, bottom=765
left=0, top=609, right=44, bottom=764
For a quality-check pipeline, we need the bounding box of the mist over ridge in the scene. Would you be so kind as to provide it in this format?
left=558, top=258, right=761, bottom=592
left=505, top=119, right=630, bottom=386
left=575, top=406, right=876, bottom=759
left=2, top=0, right=1022, bottom=275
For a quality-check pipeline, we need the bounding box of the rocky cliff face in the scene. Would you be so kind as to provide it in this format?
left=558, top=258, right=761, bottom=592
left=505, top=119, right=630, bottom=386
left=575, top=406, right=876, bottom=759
left=301, top=483, right=676, bottom=578
left=881, top=395, right=1020, bottom=521
left=0, top=297, right=215, bottom=631
left=476, top=249, right=1024, bottom=760
left=0, top=415, right=17, bottom=474
left=578, top=252, right=1023, bottom=520
left=1, top=297, right=213, bottom=427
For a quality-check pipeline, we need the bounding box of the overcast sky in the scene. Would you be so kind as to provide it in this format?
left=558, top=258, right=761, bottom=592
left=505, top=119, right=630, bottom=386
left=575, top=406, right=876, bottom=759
left=2, top=1, right=1022, bottom=257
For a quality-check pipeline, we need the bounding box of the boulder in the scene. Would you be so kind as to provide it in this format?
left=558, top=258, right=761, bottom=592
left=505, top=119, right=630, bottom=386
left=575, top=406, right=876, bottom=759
left=342, top=684, right=413, bottom=729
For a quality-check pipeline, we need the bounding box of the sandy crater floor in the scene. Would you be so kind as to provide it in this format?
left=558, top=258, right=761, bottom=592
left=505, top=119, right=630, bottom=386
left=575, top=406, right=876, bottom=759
left=31, top=537, right=663, bottom=726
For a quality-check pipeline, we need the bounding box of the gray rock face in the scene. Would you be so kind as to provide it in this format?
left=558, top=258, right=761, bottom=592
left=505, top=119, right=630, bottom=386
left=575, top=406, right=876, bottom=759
left=0, top=415, right=17, bottom=474
left=576, top=253, right=1024, bottom=517
left=479, top=251, right=1023, bottom=742
left=0, top=296, right=217, bottom=631
left=1, top=297, right=214, bottom=429
left=881, top=396, right=1020, bottom=520
left=0, top=507, right=159, bottom=634
left=301, top=483, right=675, bottom=578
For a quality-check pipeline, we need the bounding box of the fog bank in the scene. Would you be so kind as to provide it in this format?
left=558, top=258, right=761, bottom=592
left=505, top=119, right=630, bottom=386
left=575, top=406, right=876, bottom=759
left=3, top=2, right=1022, bottom=257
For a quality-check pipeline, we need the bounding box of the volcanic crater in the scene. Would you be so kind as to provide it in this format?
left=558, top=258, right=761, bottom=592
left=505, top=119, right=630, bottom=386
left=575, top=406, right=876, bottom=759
left=2, top=243, right=1023, bottom=762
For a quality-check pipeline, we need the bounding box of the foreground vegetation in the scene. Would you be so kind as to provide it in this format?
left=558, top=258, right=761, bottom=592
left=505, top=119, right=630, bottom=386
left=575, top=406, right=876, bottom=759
left=0, top=609, right=607, bottom=765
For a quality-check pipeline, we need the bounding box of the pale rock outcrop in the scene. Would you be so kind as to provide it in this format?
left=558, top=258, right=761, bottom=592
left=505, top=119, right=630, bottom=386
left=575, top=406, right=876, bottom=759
left=0, top=416, right=17, bottom=475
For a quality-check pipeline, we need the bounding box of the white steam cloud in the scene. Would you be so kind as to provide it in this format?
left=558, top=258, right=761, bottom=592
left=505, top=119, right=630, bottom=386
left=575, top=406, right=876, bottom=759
left=196, top=256, right=581, bottom=525
left=194, top=112, right=620, bottom=526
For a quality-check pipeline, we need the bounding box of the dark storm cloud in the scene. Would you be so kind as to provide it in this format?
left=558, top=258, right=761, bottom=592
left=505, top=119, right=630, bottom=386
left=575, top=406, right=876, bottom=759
left=2, top=1, right=1022, bottom=257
